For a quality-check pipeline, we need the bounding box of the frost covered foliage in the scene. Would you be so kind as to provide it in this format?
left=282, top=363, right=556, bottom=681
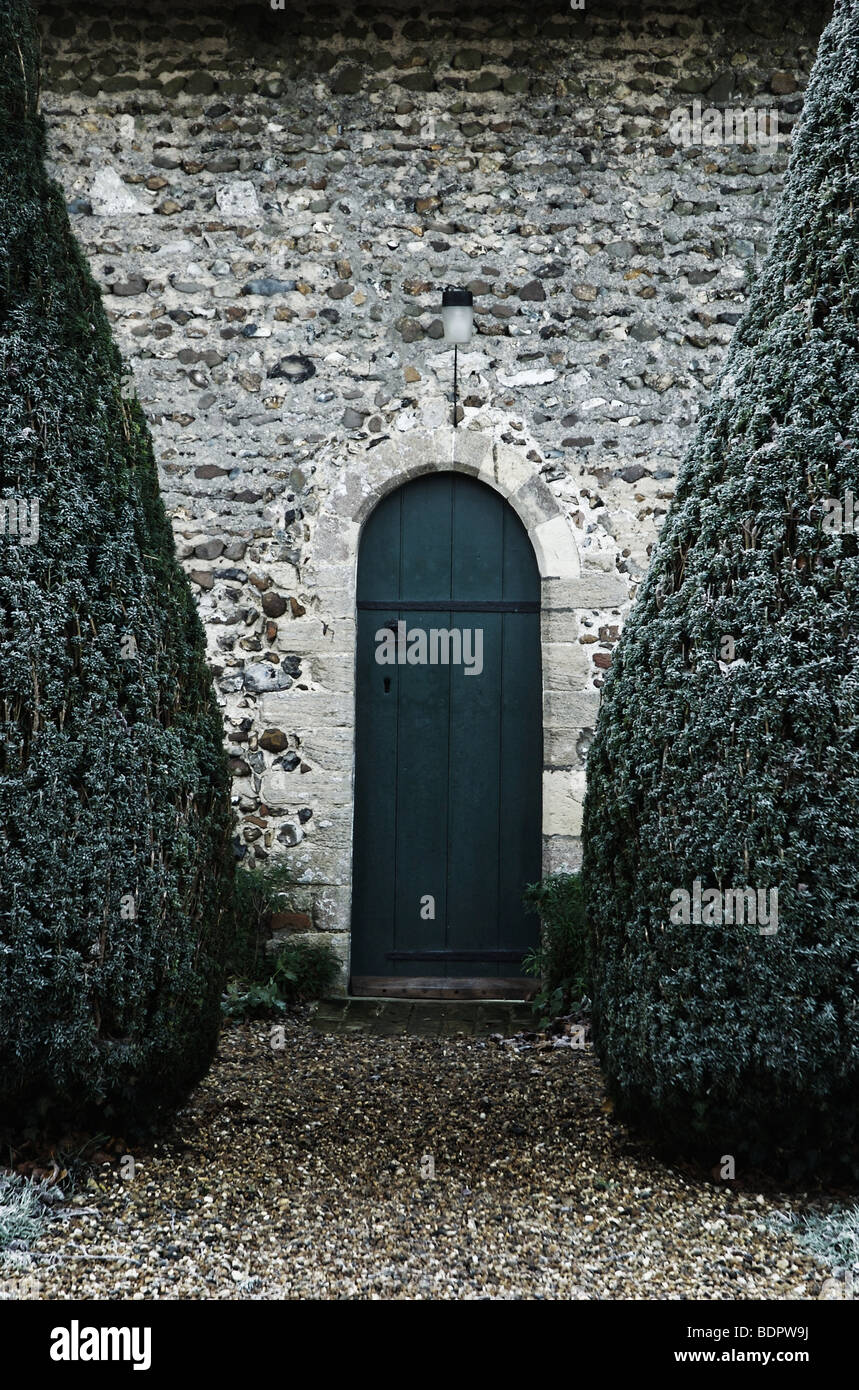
left=0, top=0, right=234, bottom=1128
left=582, top=0, right=859, bottom=1179
left=0, top=1173, right=55, bottom=1251
left=795, top=1206, right=859, bottom=1274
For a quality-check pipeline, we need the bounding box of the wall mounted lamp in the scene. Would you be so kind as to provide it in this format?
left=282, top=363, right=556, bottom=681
left=441, top=287, right=474, bottom=428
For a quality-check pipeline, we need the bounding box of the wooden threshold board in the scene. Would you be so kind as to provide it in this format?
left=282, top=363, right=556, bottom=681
left=350, top=976, right=538, bottom=1000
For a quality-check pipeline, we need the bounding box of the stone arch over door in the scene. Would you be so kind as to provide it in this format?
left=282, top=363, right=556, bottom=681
left=299, top=430, right=627, bottom=992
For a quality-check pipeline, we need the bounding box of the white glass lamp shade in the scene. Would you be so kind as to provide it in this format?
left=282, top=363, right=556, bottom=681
left=441, top=288, right=474, bottom=344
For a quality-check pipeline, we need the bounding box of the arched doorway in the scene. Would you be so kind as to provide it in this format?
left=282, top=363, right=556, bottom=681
left=350, top=471, right=542, bottom=997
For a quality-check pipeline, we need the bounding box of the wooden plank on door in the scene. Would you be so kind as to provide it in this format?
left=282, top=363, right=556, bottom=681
left=446, top=609, right=502, bottom=975
left=392, top=606, right=449, bottom=976
left=400, top=472, right=453, bottom=599
left=498, top=608, right=542, bottom=956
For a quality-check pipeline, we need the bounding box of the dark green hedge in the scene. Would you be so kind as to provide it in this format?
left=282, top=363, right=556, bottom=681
left=582, top=0, right=859, bottom=1179
left=0, top=0, right=234, bottom=1129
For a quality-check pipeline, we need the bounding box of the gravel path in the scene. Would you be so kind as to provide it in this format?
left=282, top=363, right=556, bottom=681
left=16, top=1018, right=826, bottom=1300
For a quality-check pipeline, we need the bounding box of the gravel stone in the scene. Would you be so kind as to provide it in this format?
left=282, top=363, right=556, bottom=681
left=22, top=1021, right=827, bottom=1301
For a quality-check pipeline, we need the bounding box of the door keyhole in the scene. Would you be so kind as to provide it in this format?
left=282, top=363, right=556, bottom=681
left=383, top=677, right=391, bottom=693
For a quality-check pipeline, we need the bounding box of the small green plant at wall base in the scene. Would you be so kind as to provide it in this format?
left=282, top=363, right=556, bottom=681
left=222, top=936, right=340, bottom=1019
left=273, top=936, right=340, bottom=1004
left=222, top=976, right=290, bottom=1020
left=522, top=873, right=590, bottom=1022
left=227, top=862, right=296, bottom=982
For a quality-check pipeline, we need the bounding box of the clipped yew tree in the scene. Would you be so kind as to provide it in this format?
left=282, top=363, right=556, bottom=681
left=582, top=0, right=859, bottom=1178
left=0, top=0, right=234, bottom=1128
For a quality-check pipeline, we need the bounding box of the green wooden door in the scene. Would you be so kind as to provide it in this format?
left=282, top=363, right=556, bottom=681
left=351, top=472, right=542, bottom=995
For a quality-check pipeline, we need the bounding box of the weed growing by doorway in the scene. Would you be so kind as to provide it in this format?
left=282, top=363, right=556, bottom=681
left=228, top=862, right=296, bottom=981
left=272, top=936, right=340, bottom=1003
left=224, top=872, right=340, bottom=1018
left=523, top=872, right=590, bottom=1021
